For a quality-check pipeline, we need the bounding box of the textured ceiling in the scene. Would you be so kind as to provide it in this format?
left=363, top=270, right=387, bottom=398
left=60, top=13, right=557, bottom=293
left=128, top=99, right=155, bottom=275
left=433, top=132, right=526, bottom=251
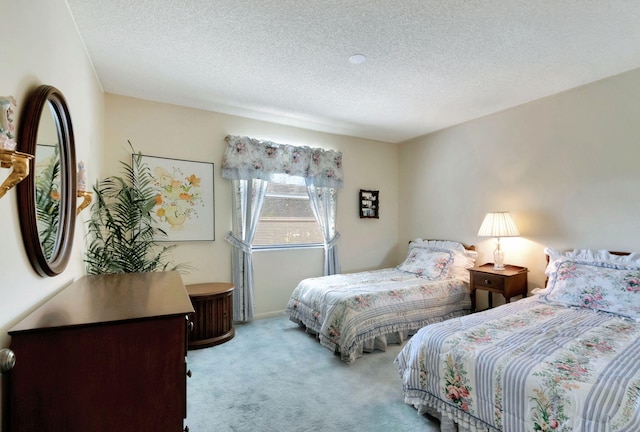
left=65, top=0, right=640, bottom=143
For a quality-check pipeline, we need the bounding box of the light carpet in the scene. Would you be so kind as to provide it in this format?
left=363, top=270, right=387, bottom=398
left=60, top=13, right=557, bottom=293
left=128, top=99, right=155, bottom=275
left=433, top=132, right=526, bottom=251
left=186, top=314, right=440, bottom=432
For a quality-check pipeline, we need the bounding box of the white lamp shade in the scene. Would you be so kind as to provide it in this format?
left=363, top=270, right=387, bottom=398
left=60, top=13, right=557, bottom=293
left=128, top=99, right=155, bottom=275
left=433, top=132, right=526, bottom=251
left=477, top=212, right=520, bottom=238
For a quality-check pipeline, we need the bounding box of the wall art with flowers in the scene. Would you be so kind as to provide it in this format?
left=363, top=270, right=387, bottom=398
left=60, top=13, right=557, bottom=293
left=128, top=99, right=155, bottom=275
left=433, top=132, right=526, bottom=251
left=141, top=155, right=214, bottom=241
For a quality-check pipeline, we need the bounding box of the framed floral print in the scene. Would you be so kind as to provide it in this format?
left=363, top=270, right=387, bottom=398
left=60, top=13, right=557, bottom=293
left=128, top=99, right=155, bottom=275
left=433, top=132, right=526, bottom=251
left=141, top=154, right=215, bottom=241
left=359, top=189, right=379, bottom=218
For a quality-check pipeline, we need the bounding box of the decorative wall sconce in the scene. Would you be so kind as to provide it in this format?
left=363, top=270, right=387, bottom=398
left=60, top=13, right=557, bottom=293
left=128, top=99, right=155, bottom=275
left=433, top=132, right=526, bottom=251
left=0, top=95, right=33, bottom=199
left=76, top=190, right=92, bottom=215
left=0, top=148, right=33, bottom=199
left=76, top=160, right=92, bottom=215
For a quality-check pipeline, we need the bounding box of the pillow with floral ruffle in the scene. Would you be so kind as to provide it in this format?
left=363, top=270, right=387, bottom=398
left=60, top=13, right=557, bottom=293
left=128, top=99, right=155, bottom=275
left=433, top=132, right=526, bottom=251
left=408, top=239, right=478, bottom=283
left=397, top=246, right=454, bottom=280
left=543, top=259, right=640, bottom=320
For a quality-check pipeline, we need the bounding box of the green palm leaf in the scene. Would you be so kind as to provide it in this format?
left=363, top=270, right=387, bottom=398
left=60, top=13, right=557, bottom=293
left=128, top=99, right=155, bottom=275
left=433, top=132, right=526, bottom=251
left=84, top=141, right=192, bottom=275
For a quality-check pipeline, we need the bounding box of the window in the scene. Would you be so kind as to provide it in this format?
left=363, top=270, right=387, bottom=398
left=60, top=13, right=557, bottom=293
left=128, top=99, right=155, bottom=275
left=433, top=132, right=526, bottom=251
left=253, top=183, right=324, bottom=247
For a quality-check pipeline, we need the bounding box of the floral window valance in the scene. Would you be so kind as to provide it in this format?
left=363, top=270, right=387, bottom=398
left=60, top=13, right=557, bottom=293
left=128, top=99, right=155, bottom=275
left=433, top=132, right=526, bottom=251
left=221, top=135, right=343, bottom=189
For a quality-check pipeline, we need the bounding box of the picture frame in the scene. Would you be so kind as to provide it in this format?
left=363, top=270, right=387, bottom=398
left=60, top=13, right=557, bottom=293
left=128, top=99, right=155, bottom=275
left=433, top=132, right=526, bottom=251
left=140, top=154, right=215, bottom=241
left=359, top=189, right=379, bottom=219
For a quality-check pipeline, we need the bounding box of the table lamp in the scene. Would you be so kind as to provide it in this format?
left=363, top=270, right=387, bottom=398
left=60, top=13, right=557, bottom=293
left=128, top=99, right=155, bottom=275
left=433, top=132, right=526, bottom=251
left=477, top=211, right=520, bottom=270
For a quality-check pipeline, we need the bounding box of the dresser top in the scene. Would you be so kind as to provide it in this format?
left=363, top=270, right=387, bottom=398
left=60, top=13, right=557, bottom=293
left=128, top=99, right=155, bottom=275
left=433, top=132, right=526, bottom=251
left=9, top=271, right=194, bottom=334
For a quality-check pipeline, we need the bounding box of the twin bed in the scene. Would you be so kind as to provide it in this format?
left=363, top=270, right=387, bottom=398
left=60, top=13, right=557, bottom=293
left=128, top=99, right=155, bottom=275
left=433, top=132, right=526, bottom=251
left=396, top=247, right=640, bottom=431
left=286, top=239, right=477, bottom=363
left=286, top=242, right=640, bottom=429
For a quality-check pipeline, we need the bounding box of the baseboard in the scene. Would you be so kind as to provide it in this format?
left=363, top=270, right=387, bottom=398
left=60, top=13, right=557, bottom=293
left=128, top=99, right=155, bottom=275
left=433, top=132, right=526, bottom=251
left=254, top=310, right=287, bottom=320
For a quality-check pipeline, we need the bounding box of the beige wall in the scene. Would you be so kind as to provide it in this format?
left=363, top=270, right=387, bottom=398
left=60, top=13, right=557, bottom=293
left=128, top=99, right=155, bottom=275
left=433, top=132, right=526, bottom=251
left=399, top=67, right=640, bottom=307
left=104, top=94, right=400, bottom=318
left=0, top=0, right=105, bottom=426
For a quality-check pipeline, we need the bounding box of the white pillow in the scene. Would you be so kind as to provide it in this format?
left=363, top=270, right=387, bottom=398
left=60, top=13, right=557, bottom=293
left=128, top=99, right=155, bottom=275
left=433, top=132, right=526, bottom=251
left=544, top=259, right=640, bottom=320
left=545, top=248, right=640, bottom=286
left=397, top=247, right=454, bottom=280
left=408, top=239, right=478, bottom=283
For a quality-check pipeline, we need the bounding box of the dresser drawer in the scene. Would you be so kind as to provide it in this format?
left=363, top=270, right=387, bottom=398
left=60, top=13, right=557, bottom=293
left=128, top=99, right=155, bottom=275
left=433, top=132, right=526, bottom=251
left=473, top=273, right=505, bottom=290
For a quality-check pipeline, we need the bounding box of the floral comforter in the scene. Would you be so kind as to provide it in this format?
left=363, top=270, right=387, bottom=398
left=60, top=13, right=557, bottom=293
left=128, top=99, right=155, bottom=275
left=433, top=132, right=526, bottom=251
left=396, top=295, right=640, bottom=431
left=286, top=268, right=470, bottom=363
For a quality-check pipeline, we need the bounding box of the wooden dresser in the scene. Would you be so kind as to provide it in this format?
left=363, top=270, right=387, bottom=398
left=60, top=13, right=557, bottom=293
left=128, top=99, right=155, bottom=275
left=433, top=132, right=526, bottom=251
left=7, top=271, right=194, bottom=432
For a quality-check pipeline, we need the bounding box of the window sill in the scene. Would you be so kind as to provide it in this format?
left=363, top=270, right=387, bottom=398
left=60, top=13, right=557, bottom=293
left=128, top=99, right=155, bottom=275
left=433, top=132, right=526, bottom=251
left=252, top=243, right=324, bottom=252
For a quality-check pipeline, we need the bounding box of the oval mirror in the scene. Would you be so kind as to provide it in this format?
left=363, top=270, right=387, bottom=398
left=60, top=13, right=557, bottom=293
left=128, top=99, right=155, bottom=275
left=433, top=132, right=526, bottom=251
left=17, top=85, right=76, bottom=277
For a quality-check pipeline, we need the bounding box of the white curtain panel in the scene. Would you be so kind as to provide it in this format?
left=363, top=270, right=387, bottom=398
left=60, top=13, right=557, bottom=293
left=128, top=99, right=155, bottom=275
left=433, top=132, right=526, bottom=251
left=306, top=183, right=340, bottom=275
left=225, top=178, right=267, bottom=322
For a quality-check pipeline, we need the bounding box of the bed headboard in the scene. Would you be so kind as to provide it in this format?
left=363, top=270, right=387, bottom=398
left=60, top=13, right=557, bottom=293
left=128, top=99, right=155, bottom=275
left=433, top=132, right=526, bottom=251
left=412, top=239, right=475, bottom=251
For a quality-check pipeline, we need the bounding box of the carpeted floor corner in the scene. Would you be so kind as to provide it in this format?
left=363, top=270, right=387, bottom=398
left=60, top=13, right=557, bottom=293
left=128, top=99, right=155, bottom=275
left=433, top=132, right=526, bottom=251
left=186, top=314, right=440, bottom=431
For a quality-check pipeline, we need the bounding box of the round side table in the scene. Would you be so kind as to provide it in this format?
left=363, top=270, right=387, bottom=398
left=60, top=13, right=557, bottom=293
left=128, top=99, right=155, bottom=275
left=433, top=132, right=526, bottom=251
left=186, top=282, right=234, bottom=349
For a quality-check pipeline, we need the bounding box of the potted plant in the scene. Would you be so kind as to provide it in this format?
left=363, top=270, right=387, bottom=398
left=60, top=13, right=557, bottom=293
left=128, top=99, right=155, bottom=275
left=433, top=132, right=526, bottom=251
left=84, top=142, right=190, bottom=274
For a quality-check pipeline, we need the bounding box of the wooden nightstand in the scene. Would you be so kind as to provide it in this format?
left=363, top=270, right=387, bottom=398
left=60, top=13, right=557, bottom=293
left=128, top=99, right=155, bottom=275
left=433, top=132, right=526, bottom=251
left=186, top=282, right=235, bottom=349
left=468, top=264, right=528, bottom=312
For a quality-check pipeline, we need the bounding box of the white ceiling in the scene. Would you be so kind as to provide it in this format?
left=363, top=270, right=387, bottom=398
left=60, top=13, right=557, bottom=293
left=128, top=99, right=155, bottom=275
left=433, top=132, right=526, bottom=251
left=65, top=0, right=640, bottom=144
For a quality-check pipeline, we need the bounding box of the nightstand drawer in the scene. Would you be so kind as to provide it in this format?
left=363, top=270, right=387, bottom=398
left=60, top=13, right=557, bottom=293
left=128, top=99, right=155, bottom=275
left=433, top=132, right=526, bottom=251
left=468, top=264, right=529, bottom=312
left=474, top=273, right=504, bottom=290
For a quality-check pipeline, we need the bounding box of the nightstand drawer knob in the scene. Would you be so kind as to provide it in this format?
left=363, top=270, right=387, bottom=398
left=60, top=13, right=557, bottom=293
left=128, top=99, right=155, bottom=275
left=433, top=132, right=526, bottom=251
left=484, top=279, right=492, bottom=285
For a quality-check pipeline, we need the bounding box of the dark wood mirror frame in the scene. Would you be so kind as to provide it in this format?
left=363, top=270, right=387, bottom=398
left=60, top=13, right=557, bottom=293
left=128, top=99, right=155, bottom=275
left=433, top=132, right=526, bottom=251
left=17, top=85, right=76, bottom=277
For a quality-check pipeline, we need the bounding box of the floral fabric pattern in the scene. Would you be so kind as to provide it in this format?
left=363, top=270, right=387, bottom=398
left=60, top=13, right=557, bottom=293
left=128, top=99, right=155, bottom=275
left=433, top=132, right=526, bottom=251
left=286, top=268, right=471, bottom=363
left=397, top=247, right=454, bottom=280
left=396, top=296, right=640, bottom=431
left=221, top=135, right=343, bottom=188
left=408, top=239, right=478, bottom=283
left=152, top=165, right=203, bottom=225
left=545, top=260, right=640, bottom=320
left=443, top=352, right=472, bottom=412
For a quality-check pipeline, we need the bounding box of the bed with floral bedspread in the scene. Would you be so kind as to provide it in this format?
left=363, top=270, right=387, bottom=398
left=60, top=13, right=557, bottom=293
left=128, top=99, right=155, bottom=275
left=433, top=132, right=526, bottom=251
left=286, top=239, right=477, bottom=364
left=396, top=248, right=640, bottom=431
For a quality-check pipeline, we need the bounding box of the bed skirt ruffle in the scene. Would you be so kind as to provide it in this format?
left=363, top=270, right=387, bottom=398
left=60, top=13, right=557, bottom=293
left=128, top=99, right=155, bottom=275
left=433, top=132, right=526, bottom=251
left=290, top=308, right=470, bottom=364
left=291, top=323, right=411, bottom=360
left=402, top=391, right=496, bottom=432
